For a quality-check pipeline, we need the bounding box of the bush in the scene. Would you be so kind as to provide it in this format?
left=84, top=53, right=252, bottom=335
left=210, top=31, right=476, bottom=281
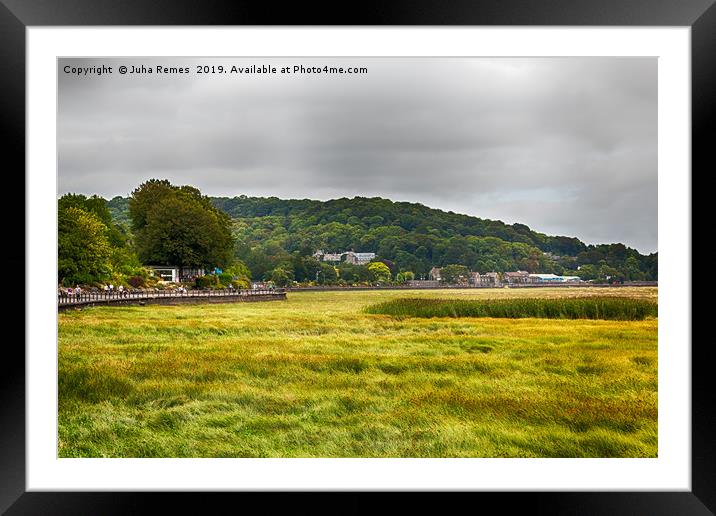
left=217, top=272, right=233, bottom=286
left=194, top=274, right=219, bottom=289
left=127, top=275, right=145, bottom=288
left=231, top=277, right=250, bottom=289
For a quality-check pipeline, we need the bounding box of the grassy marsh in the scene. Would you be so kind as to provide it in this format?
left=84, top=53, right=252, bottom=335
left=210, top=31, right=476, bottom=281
left=58, top=287, right=658, bottom=458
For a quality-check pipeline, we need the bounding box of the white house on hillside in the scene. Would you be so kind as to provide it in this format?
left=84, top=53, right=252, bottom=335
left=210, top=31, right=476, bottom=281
left=313, top=250, right=375, bottom=265
left=344, top=251, right=376, bottom=265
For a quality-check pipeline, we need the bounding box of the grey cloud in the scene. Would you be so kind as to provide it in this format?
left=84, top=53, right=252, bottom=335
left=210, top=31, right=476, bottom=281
left=58, top=57, right=657, bottom=253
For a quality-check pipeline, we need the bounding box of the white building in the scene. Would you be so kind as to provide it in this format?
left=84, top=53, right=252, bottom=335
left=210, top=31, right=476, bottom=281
left=469, top=271, right=502, bottom=287
left=313, top=250, right=375, bottom=265
left=322, top=253, right=344, bottom=262
left=528, top=273, right=582, bottom=283
left=147, top=265, right=179, bottom=283
left=344, top=251, right=376, bottom=265
left=147, top=265, right=205, bottom=283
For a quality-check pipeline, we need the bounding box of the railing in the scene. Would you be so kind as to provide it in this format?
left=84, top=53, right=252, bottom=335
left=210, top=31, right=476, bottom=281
left=58, top=288, right=285, bottom=306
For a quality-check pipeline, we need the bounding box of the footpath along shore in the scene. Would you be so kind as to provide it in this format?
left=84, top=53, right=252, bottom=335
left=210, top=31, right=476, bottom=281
left=57, top=288, right=287, bottom=311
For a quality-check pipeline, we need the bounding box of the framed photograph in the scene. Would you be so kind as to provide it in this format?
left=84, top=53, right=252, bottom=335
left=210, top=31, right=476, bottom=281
left=5, top=0, right=712, bottom=513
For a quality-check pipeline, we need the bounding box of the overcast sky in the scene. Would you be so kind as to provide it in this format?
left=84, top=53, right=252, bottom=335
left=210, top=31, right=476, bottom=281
left=58, top=57, right=657, bottom=254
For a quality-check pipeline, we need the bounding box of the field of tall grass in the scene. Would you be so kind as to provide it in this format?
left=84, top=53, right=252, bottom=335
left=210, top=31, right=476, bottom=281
left=58, top=287, right=658, bottom=458
left=365, top=296, right=657, bottom=320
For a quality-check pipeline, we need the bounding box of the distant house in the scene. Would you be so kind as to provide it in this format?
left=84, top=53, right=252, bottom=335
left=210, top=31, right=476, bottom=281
left=483, top=272, right=501, bottom=286
left=313, top=250, right=375, bottom=265
left=454, top=273, right=470, bottom=286
left=344, top=251, right=376, bottom=265
left=429, top=267, right=442, bottom=281
left=528, top=273, right=582, bottom=284
left=503, top=271, right=530, bottom=284
left=470, top=271, right=501, bottom=287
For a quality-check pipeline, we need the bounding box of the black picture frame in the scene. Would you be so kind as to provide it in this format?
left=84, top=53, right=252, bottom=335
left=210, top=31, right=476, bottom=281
left=3, top=1, right=711, bottom=514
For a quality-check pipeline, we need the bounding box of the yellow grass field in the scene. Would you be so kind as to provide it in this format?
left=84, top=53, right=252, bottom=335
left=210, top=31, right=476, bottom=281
left=58, top=287, right=657, bottom=457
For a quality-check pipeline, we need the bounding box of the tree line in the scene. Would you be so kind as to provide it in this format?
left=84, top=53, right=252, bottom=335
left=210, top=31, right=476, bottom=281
left=212, top=195, right=657, bottom=283
left=59, top=180, right=658, bottom=287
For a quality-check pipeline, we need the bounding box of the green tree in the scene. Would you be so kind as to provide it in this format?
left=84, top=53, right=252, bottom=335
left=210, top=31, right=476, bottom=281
left=130, top=180, right=234, bottom=269
left=58, top=206, right=112, bottom=285
left=59, top=193, right=127, bottom=247
left=440, top=264, right=470, bottom=284
left=577, top=264, right=598, bottom=281
left=317, top=262, right=338, bottom=284
left=225, top=260, right=252, bottom=280
left=269, top=266, right=293, bottom=287
left=338, top=263, right=370, bottom=284
left=624, top=256, right=643, bottom=281
left=128, top=179, right=177, bottom=231
left=294, top=255, right=322, bottom=282
left=395, top=271, right=414, bottom=283
left=367, top=262, right=391, bottom=284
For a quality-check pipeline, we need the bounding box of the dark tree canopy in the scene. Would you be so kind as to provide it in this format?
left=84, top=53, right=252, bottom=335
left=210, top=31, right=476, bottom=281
left=129, top=179, right=234, bottom=268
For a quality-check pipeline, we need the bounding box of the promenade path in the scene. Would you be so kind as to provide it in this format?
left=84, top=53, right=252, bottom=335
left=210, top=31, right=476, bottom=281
left=58, top=288, right=286, bottom=311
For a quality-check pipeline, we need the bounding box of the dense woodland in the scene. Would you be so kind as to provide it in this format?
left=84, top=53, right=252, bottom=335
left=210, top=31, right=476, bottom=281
left=94, top=187, right=657, bottom=287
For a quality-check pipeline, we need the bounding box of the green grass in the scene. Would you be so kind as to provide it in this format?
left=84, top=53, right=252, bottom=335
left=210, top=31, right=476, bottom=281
left=58, top=287, right=658, bottom=458
left=365, top=296, right=657, bottom=321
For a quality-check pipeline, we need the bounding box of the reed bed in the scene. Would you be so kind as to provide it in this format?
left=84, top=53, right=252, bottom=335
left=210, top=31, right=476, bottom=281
left=365, top=296, right=657, bottom=321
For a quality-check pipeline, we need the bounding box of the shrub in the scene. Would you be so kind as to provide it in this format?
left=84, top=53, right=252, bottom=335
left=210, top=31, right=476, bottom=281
left=127, top=275, right=145, bottom=288
left=195, top=274, right=219, bottom=289
left=217, top=272, right=233, bottom=286
left=231, top=277, right=250, bottom=289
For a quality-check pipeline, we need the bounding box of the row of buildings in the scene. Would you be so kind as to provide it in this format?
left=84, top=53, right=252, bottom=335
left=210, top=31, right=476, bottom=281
left=312, top=250, right=377, bottom=266
left=147, top=262, right=580, bottom=289
left=411, top=268, right=582, bottom=287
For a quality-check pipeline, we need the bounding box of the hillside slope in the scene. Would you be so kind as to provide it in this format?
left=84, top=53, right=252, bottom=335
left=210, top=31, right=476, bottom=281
left=108, top=194, right=657, bottom=281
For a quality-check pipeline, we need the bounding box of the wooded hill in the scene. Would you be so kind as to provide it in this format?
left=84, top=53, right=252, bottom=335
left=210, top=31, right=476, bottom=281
left=108, top=194, right=657, bottom=283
